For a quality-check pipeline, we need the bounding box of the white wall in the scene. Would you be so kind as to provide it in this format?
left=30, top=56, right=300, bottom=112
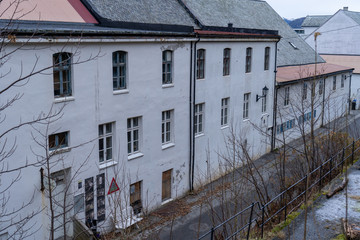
left=275, top=73, right=350, bottom=145
left=193, top=40, right=277, bottom=187
left=0, top=39, right=192, bottom=238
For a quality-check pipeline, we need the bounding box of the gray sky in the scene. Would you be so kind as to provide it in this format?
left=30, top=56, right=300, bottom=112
left=265, top=0, right=360, bottom=19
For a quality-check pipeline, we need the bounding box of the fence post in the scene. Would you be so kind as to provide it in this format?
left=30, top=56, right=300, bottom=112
left=246, top=203, right=255, bottom=240
left=352, top=140, right=355, bottom=165
left=330, top=157, right=333, bottom=179
left=319, top=164, right=323, bottom=189
left=261, top=206, right=265, bottom=239
left=210, top=227, right=214, bottom=240
left=341, top=148, right=345, bottom=172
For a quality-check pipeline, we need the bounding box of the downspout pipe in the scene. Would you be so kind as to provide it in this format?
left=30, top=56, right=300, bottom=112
left=189, top=35, right=200, bottom=192
left=271, top=41, right=279, bottom=151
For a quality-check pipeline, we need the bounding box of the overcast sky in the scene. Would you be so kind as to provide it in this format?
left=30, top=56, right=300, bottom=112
left=265, top=0, right=360, bottom=19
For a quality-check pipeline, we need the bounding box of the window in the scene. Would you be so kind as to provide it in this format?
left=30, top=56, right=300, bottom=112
left=243, top=93, right=250, bottom=119
left=112, top=51, right=127, bottom=90
left=194, top=103, right=204, bottom=135
left=245, top=47, right=252, bottom=73
left=49, top=131, right=69, bottom=151
left=221, top=98, right=229, bottom=126
left=264, top=47, right=270, bottom=70
left=341, top=74, right=345, bottom=88
left=127, top=117, right=141, bottom=155
left=130, top=181, right=142, bottom=214
left=162, top=169, right=172, bottom=201
left=302, top=83, right=307, bottom=100
left=319, top=79, right=324, bottom=95
left=333, top=76, right=337, bottom=90
left=162, top=110, right=173, bottom=144
left=53, top=52, right=72, bottom=97
left=197, top=49, right=205, bottom=79
left=162, top=50, right=173, bottom=85
left=284, top=87, right=290, bottom=106
left=276, top=119, right=295, bottom=134
left=98, top=123, right=113, bottom=163
left=223, top=48, right=231, bottom=76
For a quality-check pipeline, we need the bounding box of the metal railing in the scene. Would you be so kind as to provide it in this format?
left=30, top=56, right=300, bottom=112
left=198, top=139, right=360, bottom=240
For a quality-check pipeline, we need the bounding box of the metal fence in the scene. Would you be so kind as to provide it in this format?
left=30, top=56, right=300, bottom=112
left=198, top=139, right=360, bottom=240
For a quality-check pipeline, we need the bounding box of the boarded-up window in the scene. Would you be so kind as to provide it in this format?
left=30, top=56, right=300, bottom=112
left=162, top=169, right=172, bottom=201
left=130, top=181, right=142, bottom=214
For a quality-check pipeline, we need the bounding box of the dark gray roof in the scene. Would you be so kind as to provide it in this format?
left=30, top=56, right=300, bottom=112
left=181, top=0, right=324, bottom=66
left=84, top=0, right=197, bottom=27
left=0, top=20, right=194, bottom=36
left=301, top=15, right=331, bottom=27
left=343, top=10, right=360, bottom=25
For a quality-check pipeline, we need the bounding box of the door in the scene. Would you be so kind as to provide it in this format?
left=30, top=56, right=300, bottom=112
left=162, top=169, right=172, bottom=201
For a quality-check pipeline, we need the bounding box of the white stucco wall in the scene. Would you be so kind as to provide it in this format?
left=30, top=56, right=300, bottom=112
left=0, top=39, right=192, bottom=238
left=193, top=40, right=277, bottom=187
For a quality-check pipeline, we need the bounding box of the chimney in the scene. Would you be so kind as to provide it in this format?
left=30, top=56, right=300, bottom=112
left=344, top=7, right=349, bottom=11
left=228, top=23, right=233, bottom=29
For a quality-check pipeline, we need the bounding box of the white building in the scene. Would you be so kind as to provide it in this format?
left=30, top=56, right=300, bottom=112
left=0, top=0, right=353, bottom=239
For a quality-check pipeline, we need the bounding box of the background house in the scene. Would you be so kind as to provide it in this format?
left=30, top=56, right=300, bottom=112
left=304, top=7, right=360, bottom=102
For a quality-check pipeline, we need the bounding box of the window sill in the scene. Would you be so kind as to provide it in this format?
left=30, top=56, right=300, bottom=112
left=128, top=152, right=144, bottom=161
left=243, top=118, right=250, bottom=122
left=196, top=78, right=205, bottom=81
left=113, top=89, right=129, bottom=95
left=49, top=147, right=71, bottom=155
left=162, top=83, right=174, bottom=89
left=261, top=113, right=269, bottom=117
left=99, top=160, right=118, bottom=170
left=161, top=198, right=173, bottom=205
left=54, top=96, right=75, bottom=103
left=195, top=133, right=205, bottom=138
left=162, top=143, right=175, bottom=150
left=221, top=125, right=229, bottom=130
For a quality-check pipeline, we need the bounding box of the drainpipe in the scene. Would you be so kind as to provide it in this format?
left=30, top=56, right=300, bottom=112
left=271, top=41, right=279, bottom=151
left=348, top=72, right=353, bottom=114
left=189, top=35, right=200, bottom=192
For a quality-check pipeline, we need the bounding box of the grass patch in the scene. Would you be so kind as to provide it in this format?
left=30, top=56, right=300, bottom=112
left=331, top=233, right=346, bottom=240
left=271, top=211, right=300, bottom=234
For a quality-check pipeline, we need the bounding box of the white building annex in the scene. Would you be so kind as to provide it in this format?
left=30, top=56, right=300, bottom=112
left=0, top=0, right=353, bottom=239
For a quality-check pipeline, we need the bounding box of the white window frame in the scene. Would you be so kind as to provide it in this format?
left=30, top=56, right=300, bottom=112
left=262, top=94, right=267, bottom=113
left=223, top=48, right=231, bottom=76
left=319, top=79, right=324, bottom=95
left=127, top=117, right=141, bottom=155
left=112, top=51, right=127, bottom=90
left=302, top=83, right=307, bottom=100
left=49, top=131, right=69, bottom=151
left=194, top=103, right=204, bottom=135
left=243, top=93, right=250, bottom=119
left=284, top=87, right=290, bottom=106
left=264, top=47, right=270, bottom=71
left=53, top=52, right=72, bottom=97
left=341, top=74, right=345, bottom=88
left=221, top=98, right=229, bottom=126
left=333, top=76, right=337, bottom=90
left=245, top=47, right=252, bottom=73
left=162, top=110, right=174, bottom=144
left=162, top=50, right=173, bottom=85
left=98, top=123, right=113, bottom=163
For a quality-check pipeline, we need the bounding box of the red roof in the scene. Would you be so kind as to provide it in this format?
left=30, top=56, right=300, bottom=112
left=277, top=63, right=354, bottom=83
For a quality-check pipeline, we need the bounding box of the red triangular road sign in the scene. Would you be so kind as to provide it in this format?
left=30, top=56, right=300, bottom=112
left=108, top=177, right=120, bottom=194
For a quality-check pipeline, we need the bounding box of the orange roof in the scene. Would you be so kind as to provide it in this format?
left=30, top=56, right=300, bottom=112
left=276, top=63, right=353, bottom=84
left=0, top=0, right=97, bottom=23
left=321, top=55, right=360, bottom=74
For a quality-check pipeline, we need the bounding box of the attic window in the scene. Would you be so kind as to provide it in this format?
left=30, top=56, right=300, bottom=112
left=289, top=42, right=298, bottom=50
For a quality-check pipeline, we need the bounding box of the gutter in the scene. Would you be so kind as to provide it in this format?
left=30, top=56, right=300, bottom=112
left=189, top=34, right=200, bottom=192
left=271, top=41, right=279, bottom=151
